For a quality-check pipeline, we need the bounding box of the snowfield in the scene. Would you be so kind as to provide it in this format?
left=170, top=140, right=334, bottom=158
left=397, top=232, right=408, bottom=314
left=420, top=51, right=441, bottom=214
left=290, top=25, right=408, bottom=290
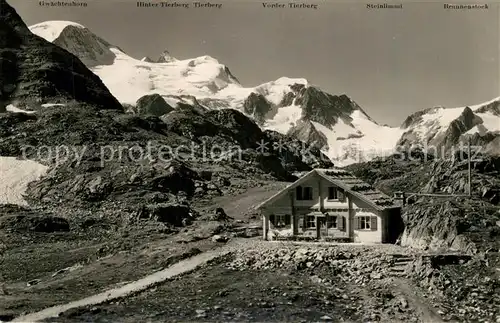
left=265, top=104, right=303, bottom=133
left=0, top=157, right=49, bottom=206
left=91, top=49, right=242, bottom=105
left=315, top=112, right=405, bottom=165
left=6, top=104, right=36, bottom=114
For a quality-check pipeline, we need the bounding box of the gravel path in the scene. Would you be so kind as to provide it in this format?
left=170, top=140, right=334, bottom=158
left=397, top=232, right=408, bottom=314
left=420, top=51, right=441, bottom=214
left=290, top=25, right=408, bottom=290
left=392, top=278, right=445, bottom=322
left=11, top=238, right=436, bottom=322
left=12, top=241, right=248, bottom=322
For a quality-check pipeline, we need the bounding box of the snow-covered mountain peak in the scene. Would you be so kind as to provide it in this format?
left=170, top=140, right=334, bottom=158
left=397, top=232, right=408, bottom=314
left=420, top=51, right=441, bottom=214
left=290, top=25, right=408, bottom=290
left=29, top=20, right=242, bottom=102
left=401, top=97, right=500, bottom=132
left=157, top=50, right=177, bottom=63
left=29, top=20, right=117, bottom=67
left=29, top=20, right=85, bottom=42
left=189, top=55, right=220, bottom=65
left=397, top=97, right=500, bottom=155
left=272, top=77, right=309, bottom=86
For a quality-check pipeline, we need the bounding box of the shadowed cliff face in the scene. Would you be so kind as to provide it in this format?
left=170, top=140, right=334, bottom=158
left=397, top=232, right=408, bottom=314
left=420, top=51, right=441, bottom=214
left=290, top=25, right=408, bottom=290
left=280, top=84, right=373, bottom=128
left=0, top=0, right=121, bottom=110
left=437, top=107, right=482, bottom=150
left=51, top=24, right=117, bottom=67
left=287, top=119, right=329, bottom=150
left=243, top=92, right=277, bottom=125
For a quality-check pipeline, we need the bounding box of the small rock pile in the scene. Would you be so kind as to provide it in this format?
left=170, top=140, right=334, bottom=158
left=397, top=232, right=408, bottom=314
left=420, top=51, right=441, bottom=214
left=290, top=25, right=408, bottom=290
left=199, top=208, right=234, bottom=222
left=408, top=253, right=500, bottom=322
left=226, top=245, right=395, bottom=284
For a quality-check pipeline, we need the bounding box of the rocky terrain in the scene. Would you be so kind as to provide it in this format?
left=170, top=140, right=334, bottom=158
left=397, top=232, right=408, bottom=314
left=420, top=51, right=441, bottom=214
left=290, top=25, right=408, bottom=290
left=51, top=242, right=454, bottom=323
left=346, top=151, right=500, bottom=322
left=408, top=252, right=500, bottom=322
left=347, top=150, right=500, bottom=252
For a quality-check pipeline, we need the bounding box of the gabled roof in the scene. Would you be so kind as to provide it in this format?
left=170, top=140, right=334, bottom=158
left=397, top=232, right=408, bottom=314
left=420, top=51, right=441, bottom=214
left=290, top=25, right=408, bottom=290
left=255, top=169, right=318, bottom=210
left=255, top=168, right=400, bottom=212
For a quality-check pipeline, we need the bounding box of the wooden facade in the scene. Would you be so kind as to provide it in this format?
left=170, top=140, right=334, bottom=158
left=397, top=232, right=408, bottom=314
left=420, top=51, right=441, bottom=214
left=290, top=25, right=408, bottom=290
left=256, top=169, right=403, bottom=244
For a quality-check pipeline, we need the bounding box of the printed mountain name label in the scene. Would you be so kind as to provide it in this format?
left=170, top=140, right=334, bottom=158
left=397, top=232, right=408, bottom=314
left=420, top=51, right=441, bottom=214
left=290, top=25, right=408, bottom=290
left=366, top=3, right=403, bottom=9
left=193, top=2, right=222, bottom=8
left=262, top=2, right=318, bottom=9
left=136, top=2, right=189, bottom=8
left=443, top=4, right=489, bottom=9
left=136, top=1, right=221, bottom=8
left=38, top=0, right=88, bottom=7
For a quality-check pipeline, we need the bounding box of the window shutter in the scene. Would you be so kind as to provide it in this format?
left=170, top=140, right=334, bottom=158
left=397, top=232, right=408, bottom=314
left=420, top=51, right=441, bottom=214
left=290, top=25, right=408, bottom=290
left=302, top=215, right=307, bottom=228
left=270, top=214, right=275, bottom=226
left=306, top=187, right=313, bottom=200
left=296, top=186, right=302, bottom=200
left=354, top=217, right=359, bottom=230
left=338, top=190, right=345, bottom=202
left=285, top=214, right=291, bottom=225
left=371, top=216, right=378, bottom=231
left=337, top=215, right=344, bottom=231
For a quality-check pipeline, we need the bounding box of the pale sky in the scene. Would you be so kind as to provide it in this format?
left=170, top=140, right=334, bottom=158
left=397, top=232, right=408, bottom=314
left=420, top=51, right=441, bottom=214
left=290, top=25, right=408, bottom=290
left=8, top=0, right=500, bottom=126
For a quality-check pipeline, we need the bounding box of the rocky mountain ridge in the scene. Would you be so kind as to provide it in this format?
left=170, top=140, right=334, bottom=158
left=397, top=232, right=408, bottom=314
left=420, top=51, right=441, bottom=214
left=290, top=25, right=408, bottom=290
left=398, top=97, right=500, bottom=157
left=26, top=21, right=402, bottom=165
left=156, top=50, right=177, bottom=63
left=28, top=20, right=500, bottom=165
left=28, top=20, right=499, bottom=165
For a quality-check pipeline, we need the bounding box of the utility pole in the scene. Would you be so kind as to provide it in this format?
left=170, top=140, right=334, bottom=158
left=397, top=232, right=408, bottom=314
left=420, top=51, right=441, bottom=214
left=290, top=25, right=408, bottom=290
left=468, top=136, right=472, bottom=197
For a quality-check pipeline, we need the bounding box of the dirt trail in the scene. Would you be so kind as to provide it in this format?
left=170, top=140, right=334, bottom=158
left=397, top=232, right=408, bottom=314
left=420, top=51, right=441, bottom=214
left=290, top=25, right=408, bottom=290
left=12, top=242, right=241, bottom=322
left=196, top=182, right=288, bottom=220
left=392, top=278, right=445, bottom=323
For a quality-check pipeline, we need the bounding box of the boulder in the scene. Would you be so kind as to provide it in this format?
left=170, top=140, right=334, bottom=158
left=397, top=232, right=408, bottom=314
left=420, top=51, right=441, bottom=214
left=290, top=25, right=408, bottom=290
left=135, top=94, right=174, bottom=117
left=213, top=207, right=233, bottom=221
left=0, top=214, right=70, bottom=233
left=137, top=203, right=192, bottom=226
left=212, top=234, right=229, bottom=243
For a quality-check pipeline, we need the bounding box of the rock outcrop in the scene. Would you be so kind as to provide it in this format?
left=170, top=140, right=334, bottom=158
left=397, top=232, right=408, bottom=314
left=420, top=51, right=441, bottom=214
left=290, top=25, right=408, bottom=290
left=288, top=85, right=374, bottom=128
left=134, top=93, right=174, bottom=117
left=242, top=92, right=276, bottom=125
left=287, top=119, right=329, bottom=150
left=347, top=152, right=500, bottom=252
left=156, top=50, right=177, bottom=63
